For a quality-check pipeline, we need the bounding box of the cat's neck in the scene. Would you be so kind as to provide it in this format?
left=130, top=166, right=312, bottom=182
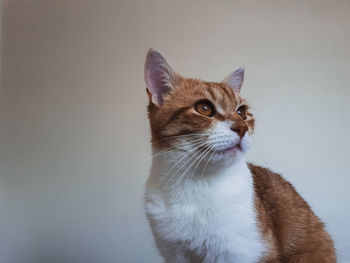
left=149, top=147, right=250, bottom=189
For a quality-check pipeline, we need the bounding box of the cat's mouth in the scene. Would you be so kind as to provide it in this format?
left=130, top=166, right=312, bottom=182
left=215, top=143, right=242, bottom=154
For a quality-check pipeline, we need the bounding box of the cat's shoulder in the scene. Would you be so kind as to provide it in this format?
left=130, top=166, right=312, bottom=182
left=248, top=162, right=291, bottom=188
left=247, top=163, right=309, bottom=208
left=247, top=164, right=335, bottom=261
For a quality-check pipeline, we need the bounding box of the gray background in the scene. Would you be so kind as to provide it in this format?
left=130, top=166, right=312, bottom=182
left=1, top=0, right=349, bottom=262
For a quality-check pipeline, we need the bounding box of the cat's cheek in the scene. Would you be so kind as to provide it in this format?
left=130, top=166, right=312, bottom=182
left=240, top=133, right=252, bottom=152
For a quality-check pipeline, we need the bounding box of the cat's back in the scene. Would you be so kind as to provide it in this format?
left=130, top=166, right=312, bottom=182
left=248, top=164, right=336, bottom=262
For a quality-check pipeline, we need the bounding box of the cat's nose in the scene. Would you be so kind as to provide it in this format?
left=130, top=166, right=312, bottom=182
left=230, top=123, right=248, bottom=138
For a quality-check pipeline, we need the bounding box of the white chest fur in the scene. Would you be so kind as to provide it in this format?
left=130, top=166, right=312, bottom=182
left=145, top=157, right=266, bottom=263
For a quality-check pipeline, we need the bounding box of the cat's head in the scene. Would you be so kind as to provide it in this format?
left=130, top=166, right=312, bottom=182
left=145, top=49, right=254, bottom=167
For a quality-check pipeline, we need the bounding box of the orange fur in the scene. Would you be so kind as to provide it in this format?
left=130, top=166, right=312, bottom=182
left=250, top=164, right=336, bottom=262
left=145, top=50, right=336, bottom=262
left=148, top=78, right=254, bottom=151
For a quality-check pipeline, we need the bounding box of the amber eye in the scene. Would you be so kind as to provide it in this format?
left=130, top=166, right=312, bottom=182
left=236, top=105, right=247, bottom=120
left=195, top=100, right=215, bottom=117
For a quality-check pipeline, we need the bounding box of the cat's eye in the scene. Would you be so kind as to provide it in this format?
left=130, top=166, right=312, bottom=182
left=236, top=105, right=247, bottom=120
left=195, top=100, right=215, bottom=117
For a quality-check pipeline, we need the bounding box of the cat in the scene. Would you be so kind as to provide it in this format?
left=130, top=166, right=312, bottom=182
left=143, top=49, right=336, bottom=263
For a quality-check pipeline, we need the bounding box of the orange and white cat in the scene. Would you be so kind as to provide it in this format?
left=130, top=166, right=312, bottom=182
left=144, top=49, right=336, bottom=263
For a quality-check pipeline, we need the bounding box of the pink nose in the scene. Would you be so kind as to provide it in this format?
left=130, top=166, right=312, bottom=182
left=231, top=123, right=248, bottom=138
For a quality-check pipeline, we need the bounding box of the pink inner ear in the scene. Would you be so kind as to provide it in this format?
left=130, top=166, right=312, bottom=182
left=224, top=68, right=245, bottom=93
left=144, top=50, right=175, bottom=105
left=146, top=65, right=171, bottom=105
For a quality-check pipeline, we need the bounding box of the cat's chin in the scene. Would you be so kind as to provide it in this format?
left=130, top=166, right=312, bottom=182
left=209, top=145, right=245, bottom=167
left=210, top=133, right=252, bottom=164
left=216, top=144, right=242, bottom=155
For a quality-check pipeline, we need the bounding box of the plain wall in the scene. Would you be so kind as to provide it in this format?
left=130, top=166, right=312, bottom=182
left=1, top=0, right=350, bottom=262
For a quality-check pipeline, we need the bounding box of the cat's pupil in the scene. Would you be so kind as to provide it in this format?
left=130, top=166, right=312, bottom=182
left=237, top=106, right=247, bottom=120
left=194, top=101, right=215, bottom=117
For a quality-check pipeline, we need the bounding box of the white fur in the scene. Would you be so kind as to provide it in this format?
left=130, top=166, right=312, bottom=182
left=145, top=122, right=265, bottom=263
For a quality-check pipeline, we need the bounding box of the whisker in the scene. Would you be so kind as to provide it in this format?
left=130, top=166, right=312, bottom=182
left=190, top=145, right=214, bottom=179
left=201, top=147, right=218, bottom=177
left=165, top=139, right=216, bottom=185
left=169, top=144, right=210, bottom=177
left=151, top=132, right=209, bottom=145
left=151, top=138, right=207, bottom=157
left=150, top=138, right=208, bottom=159
left=159, top=141, right=208, bottom=184
left=171, top=146, right=210, bottom=186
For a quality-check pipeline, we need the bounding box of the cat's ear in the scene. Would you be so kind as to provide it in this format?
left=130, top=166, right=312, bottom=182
left=144, top=49, right=177, bottom=105
left=222, top=68, right=245, bottom=93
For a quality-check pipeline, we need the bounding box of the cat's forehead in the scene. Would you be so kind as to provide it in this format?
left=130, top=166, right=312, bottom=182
left=175, top=78, right=242, bottom=108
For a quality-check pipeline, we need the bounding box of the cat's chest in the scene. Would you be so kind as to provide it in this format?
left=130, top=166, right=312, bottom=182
left=145, top=166, right=266, bottom=261
left=161, top=188, right=254, bottom=242
left=148, top=183, right=254, bottom=236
